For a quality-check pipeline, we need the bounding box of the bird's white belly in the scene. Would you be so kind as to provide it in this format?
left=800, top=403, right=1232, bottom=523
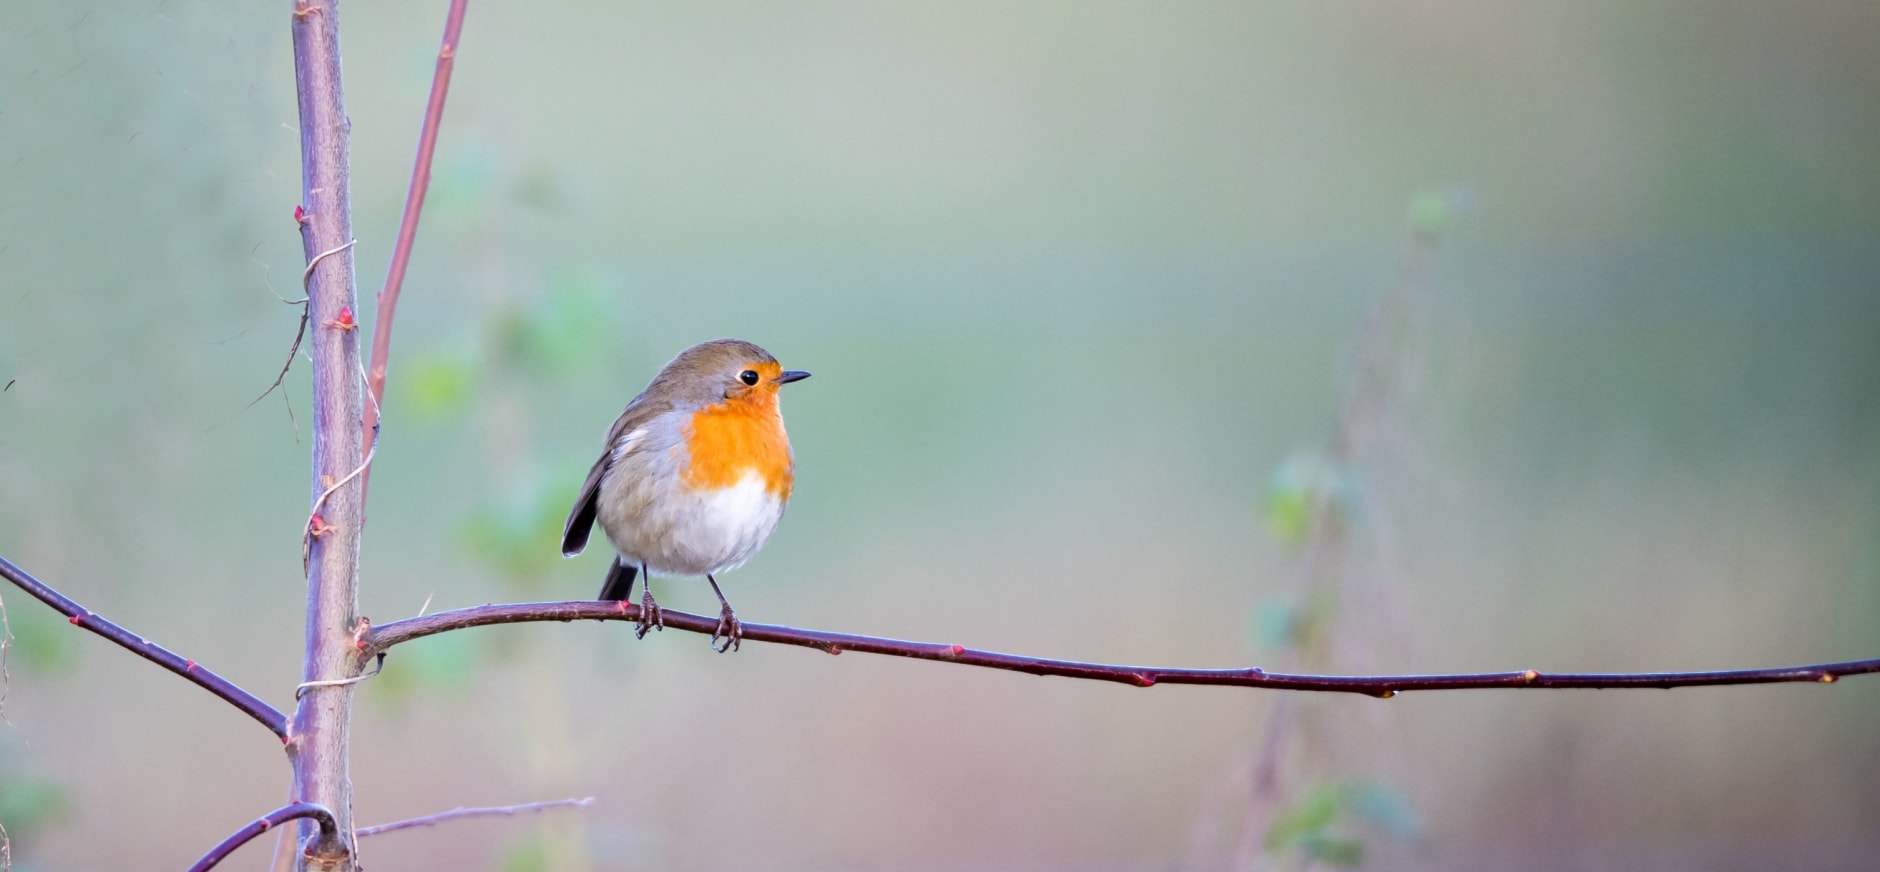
left=604, top=470, right=784, bottom=577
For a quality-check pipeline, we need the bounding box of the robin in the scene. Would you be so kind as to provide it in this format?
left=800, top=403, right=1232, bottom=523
left=561, top=338, right=810, bottom=652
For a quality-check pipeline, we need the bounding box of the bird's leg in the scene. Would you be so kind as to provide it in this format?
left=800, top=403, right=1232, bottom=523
left=705, top=574, right=742, bottom=653
left=636, top=565, right=664, bottom=638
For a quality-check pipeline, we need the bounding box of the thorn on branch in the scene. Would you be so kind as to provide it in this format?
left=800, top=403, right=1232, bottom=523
left=308, top=513, right=332, bottom=538
left=293, top=204, right=309, bottom=225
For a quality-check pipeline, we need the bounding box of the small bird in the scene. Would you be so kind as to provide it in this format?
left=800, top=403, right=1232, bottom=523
left=562, top=339, right=810, bottom=652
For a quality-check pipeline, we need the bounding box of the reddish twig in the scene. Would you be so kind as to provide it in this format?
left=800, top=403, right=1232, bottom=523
left=369, top=600, right=1880, bottom=694
left=356, top=797, right=594, bottom=838
left=358, top=0, right=468, bottom=507
left=0, top=554, right=289, bottom=738
left=187, top=802, right=339, bottom=872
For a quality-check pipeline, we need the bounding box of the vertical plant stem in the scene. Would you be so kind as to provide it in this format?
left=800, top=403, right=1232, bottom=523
left=289, top=0, right=365, bottom=868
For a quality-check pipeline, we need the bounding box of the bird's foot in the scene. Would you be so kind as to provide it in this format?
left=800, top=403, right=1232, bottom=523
left=711, top=603, right=742, bottom=653
left=635, top=589, right=665, bottom=639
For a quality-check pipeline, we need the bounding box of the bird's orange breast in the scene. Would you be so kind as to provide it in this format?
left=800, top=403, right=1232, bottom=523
left=682, top=392, right=794, bottom=500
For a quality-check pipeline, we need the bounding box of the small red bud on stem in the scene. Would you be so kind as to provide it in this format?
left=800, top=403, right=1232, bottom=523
left=323, top=306, right=357, bottom=332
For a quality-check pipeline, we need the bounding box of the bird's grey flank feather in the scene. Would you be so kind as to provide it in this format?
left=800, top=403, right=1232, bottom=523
left=560, top=389, right=670, bottom=557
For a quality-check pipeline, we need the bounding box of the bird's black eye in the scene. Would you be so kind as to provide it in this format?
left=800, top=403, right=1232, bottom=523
left=739, top=370, right=760, bottom=386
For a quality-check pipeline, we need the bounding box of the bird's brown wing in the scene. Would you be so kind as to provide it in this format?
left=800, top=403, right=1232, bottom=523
left=561, top=391, right=671, bottom=557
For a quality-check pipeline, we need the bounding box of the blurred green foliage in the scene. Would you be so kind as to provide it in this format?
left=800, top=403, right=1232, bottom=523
left=403, top=350, right=477, bottom=420
left=0, top=714, right=67, bottom=856
left=490, top=273, right=615, bottom=378
left=1264, top=779, right=1419, bottom=868
left=2, top=600, right=75, bottom=678
left=498, top=833, right=551, bottom=872
left=1406, top=186, right=1472, bottom=241
left=456, top=487, right=574, bottom=595
left=365, top=630, right=477, bottom=711
left=0, top=601, right=70, bottom=857
left=1265, top=782, right=1363, bottom=866
left=1261, top=450, right=1355, bottom=549
left=1344, top=780, right=1420, bottom=839
left=0, top=773, right=68, bottom=842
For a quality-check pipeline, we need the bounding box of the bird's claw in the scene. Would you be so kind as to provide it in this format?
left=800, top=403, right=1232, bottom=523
left=635, top=589, right=665, bottom=639
left=711, top=605, right=742, bottom=653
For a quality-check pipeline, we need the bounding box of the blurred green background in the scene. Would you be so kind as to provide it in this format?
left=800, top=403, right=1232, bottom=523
left=3, top=1, right=1878, bottom=870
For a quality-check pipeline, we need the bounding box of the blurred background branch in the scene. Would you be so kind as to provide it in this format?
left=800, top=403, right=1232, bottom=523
left=1196, top=191, right=1446, bottom=871
left=355, top=796, right=594, bottom=839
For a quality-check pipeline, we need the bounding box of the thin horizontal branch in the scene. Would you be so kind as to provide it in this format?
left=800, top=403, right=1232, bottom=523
left=187, top=801, right=338, bottom=872
left=357, top=797, right=594, bottom=838
left=368, top=600, right=1880, bottom=695
left=0, top=554, right=289, bottom=737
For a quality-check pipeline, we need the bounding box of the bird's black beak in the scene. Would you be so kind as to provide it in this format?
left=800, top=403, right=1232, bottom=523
left=777, top=370, right=812, bottom=385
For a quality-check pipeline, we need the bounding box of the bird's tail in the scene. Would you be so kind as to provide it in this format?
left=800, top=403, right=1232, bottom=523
left=598, top=559, right=638, bottom=601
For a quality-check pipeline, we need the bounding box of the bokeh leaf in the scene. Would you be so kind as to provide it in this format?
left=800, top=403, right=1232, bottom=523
left=1347, top=778, right=1422, bottom=837
left=489, top=272, right=612, bottom=378
left=428, top=145, right=498, bottom=224
left=1407, top=184, right=1474, bottom=240
left=368, top=630, right=477, bottom=709
left=511, top=162, right=564, bottom=212
left=0, top=776, right=68, bottom=834
left=1265, top=782, right=1345, bottom=850
left=1262, top=450, right=1354, bottom=548
left=1302, top=834, right=1365, bottom=866
left=3, top=601, right=75, bottom=677
left=403, top=349, right=477, bottom=420
left=1250, top=598, right=1299, bottom=651
left=456, top=480, right=576, bottom=593
left=498, top=832, right=551, bottom=872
